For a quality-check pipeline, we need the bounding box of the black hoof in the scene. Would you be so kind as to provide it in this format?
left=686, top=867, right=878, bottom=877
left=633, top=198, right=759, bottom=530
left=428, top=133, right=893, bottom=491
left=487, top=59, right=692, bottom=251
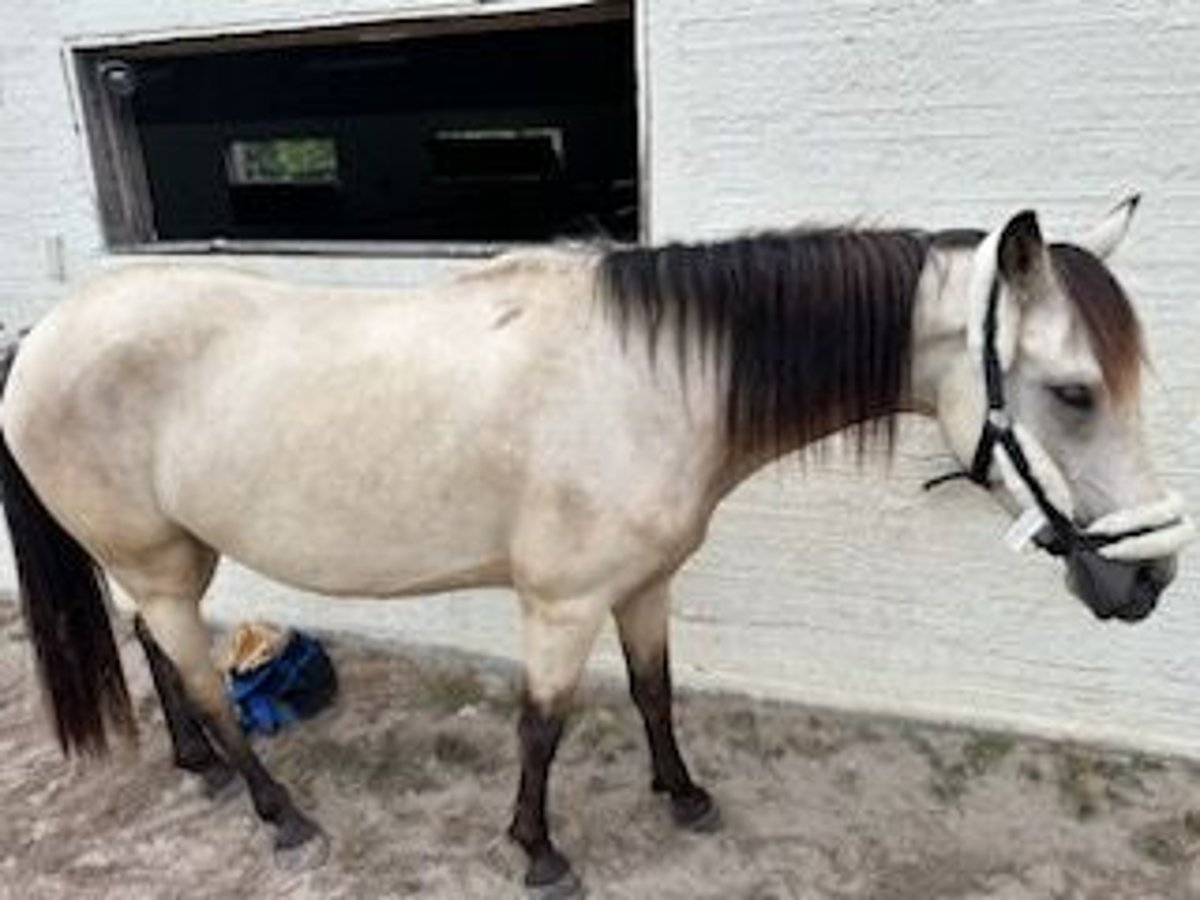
left=273, top=815, right=329, bottom=872
left=526, top=847, right=571, bottom=886
left=526, top=851, right=583, bottom=900
left=669, top=786, right=721, bottom=833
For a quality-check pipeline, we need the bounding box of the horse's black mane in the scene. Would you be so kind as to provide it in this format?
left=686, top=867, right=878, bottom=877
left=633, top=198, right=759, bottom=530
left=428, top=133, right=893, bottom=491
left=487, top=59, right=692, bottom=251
left=596, top=225, right=1144, bottom=455
left=597, top=228, right=932, bottom=455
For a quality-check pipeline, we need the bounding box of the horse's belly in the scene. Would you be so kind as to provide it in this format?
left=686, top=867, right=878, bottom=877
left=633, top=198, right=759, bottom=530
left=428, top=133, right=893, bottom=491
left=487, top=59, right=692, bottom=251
left=206, top=516, right=511, bottom=598
left=160, top=382, right=523, bottom=598
left=168, top=451, right=517, bottom=597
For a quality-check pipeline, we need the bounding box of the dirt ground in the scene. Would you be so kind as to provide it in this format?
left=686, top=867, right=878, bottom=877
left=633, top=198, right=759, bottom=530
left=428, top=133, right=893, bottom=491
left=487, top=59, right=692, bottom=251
left=4, top=603, right=1200, bottom=900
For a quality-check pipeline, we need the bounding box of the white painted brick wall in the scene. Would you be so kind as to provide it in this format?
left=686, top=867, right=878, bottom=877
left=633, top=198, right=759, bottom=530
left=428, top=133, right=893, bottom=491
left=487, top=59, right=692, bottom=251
left=643, top=0, right=1200, bottom=755
left=1, top=0, right=1199, bottom=756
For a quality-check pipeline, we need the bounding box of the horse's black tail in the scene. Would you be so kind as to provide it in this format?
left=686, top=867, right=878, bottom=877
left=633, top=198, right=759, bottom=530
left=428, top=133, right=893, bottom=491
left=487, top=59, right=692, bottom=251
left=0, top=338, right=135, bottom=756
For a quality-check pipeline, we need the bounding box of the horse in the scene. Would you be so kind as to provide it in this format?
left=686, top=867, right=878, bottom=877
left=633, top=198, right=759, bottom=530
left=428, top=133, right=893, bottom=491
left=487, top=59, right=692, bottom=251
left=0, top=197, right=1192, bottom=897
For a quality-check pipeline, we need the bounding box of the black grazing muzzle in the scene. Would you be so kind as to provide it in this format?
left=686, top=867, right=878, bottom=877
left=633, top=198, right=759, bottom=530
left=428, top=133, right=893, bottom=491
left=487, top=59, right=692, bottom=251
left=1030, top=515, right=1177, bottom=621
left=1058, top=542, right=1169, bottom=622
left=927, top=277, right=1182, bottom=622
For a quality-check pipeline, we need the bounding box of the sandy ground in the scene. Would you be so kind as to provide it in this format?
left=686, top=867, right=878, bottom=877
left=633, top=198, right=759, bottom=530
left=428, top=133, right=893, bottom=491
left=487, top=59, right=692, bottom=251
left=4, top=603, right=1200, bottom=900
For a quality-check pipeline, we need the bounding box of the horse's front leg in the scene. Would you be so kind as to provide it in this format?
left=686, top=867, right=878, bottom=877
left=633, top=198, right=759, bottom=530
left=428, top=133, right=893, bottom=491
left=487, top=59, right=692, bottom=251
left=508, top=593, right=609, bottom=898
left=613, top=578, right=719, bottom=830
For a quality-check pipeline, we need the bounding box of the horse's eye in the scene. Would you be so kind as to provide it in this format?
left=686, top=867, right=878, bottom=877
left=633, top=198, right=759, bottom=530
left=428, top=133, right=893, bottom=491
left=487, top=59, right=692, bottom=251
left=1048, top=383, right=1097, bottom=413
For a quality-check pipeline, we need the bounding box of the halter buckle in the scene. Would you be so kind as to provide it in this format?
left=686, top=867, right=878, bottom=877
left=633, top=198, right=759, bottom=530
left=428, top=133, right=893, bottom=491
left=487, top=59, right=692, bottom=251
left=986, top=409, right=1012, bottom=432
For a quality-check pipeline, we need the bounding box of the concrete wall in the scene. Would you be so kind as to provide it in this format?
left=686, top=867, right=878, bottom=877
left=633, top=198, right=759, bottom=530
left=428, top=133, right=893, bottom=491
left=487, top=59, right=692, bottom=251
left=2, top=0, right=1199, bottom=756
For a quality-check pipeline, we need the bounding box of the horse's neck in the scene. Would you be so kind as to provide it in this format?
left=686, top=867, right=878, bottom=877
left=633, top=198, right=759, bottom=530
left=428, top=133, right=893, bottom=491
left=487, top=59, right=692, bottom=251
left=714, top=244, right=974, bottom=490
left=907, top=246, right=976, bottom=416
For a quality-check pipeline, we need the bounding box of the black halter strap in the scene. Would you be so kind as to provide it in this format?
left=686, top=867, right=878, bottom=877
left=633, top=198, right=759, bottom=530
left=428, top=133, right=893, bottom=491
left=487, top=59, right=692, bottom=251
left=922, top=278, right=1007, bottom=491
left=968, top=276, right=1008, bottom=486
left=925, top=276, right=1104, bottom=558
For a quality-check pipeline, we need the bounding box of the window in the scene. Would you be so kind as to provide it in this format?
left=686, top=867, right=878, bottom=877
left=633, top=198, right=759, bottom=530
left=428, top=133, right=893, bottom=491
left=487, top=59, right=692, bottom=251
left=225, top=138, right=340, bottom=186
left=429, top=128, right=565, bottom=184
left=76, top=2, right=638, bottom=252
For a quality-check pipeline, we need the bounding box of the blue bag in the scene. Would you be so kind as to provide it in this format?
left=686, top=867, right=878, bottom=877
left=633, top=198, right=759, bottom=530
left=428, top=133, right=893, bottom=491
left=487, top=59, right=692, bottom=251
left=228, top=631, right=338, bottom=736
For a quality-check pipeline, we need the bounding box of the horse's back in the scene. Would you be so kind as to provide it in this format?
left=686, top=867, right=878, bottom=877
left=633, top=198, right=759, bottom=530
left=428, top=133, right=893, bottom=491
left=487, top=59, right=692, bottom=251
left=2, top=256, right=624, bottom=595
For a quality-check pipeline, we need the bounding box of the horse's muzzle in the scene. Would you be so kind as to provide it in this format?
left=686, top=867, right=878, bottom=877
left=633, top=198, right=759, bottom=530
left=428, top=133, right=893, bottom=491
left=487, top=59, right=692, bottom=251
left=1063, top=550, right=1176, bottom=623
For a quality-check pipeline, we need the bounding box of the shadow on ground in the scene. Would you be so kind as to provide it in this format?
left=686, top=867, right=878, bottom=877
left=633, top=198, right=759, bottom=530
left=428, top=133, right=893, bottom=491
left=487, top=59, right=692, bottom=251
left=3, top=603, right=1200, bottom=899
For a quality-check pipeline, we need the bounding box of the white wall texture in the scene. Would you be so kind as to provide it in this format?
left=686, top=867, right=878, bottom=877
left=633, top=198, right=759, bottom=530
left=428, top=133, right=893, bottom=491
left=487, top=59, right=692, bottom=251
left=1, top=0, right=1199, bottom=756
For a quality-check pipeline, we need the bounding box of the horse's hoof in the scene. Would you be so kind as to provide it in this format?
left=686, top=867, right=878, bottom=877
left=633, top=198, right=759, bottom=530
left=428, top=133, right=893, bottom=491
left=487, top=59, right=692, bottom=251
left=671, top=786, right=721, bottom=833
left=526, top=851, right=584, bottom=900
left=273, top=817, right=330, bottom=872
left=527, top=867, right=584, bottom=900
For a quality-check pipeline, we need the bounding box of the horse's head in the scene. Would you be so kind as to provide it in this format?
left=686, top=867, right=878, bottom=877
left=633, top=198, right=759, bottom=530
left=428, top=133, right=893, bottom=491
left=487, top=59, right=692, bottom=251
left=925, top=198, right=1194, bottom=622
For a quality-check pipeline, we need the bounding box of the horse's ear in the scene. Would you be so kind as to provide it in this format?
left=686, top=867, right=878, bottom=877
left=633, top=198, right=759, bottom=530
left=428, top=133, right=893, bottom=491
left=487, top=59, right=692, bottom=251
left=1079, top=194, right=1140, bottom=260
left=997, top=210, right=1047, bottom=287
left=966, top=210, right=1048, bottom=370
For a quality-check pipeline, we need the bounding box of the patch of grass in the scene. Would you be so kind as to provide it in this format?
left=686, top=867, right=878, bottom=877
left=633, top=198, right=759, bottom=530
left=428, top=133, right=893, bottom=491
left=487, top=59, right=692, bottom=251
left=1019, top=761, right=1044, bottom=784
left=1128, top=753, right=1169, bottom=775
left=1183, top=810, right=1200, bottom=838
left=904, top=729, right=1016, bottom=807
left=904, top=731, right=970, bottom=807
left=292, top=732, right=439, bottom=793
left=288, top=735, right=371, bottom=785
left=722, top=706, right=793, bottom=763
left=962, top=733, right=1016, bottom=776
left=833, top=766, right=860, bottom=796
left=1133, top=830, right=1183, bottom=866
left=483, top=683, right=523, bottom=719
left=416, top=665, right=524, bottom=720
left=432, top=734, right=501, bottom=777
left=930, top=767, right=971, bottom=806
left=785, top=714, right=847, bottom=760
left=1131, top=818, right=1200, bottom=867
left=432, top=731, right=485, bottom=770
left=1054, top=751, right=1103, bottom=821
left=572, top=709, right=636, bottom=762
left=853, top=723, right=886, bottom=745
left=418, top=668, right=490, bottom=714
left=724, top=708, right=762, bottom=755
left=1049, top=747, right=1156, bottom=821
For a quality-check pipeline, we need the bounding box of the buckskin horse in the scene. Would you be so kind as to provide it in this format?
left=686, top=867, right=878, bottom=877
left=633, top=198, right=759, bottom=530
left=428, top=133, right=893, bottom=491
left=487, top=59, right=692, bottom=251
left=0, top=198, right=1192, bottom=896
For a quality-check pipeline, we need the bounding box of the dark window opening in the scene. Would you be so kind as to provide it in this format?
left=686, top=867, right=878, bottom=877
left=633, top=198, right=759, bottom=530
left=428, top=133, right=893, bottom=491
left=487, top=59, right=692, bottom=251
left=430, top=128, right=564, bottom=183
left=77, top=5, right=638, bottom=249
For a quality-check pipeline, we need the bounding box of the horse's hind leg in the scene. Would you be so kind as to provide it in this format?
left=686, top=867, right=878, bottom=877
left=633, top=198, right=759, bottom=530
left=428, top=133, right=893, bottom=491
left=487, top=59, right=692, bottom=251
left=133, top=615, right=237, bottom=797
left=114, top=542, right=327, bottom=869
left=613, top=578, right=718, bottom=830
